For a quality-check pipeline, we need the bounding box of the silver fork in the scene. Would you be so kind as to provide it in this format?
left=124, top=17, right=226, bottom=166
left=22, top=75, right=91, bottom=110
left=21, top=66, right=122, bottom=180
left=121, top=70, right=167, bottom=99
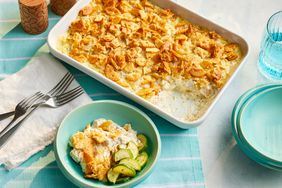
left=0, top=72, right=74, bottom=121
left=0, top=92, right=45, bottom=137
left=0, top=86, right=84, bottom=149
left=40, top=86, right=84, bottom=108
left=0, top=93, right=43, bottom=121
left=46, top=72, right=74, bottom=97
left=0, top=72, right=74, bottom=141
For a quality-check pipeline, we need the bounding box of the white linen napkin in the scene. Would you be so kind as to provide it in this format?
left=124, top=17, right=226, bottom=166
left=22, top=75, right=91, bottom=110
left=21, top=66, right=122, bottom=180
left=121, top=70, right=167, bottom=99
left=0, top=45, right=92, bottom=169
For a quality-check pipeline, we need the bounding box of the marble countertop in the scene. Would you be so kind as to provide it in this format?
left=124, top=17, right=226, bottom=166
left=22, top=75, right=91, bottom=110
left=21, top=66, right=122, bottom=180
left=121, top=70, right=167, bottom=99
left=175, top=0, right=282, bottom=187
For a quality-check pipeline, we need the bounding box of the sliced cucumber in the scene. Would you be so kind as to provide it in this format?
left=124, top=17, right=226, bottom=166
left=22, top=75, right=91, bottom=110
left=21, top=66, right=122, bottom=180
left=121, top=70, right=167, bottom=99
left=136, top=151, right=148, bottom=168
left=114, top=149, right=133, bottom=162
left=127, top=142, right=138, bottom=159
left=137, top=134, right=148, bottom=151
left=107, top=168, right=120, bottom=184
left=119, top=158, right=141, bottom=171
left=118, top=144, right=127, bottom=150
left=116, top=177, right=130, bottom=183
left=112, top=164, right=136, bottom=177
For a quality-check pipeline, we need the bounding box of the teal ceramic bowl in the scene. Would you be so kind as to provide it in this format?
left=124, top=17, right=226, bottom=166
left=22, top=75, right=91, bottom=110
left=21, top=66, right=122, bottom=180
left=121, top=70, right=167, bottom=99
left=231, top=84, right=282, bottom=170
left=54, top=100, right=161, bottom=188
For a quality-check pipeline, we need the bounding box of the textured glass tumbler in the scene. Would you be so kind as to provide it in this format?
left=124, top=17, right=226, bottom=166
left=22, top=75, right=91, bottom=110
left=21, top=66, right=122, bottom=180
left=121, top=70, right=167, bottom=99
left=258, top=11, right=282, bottom=80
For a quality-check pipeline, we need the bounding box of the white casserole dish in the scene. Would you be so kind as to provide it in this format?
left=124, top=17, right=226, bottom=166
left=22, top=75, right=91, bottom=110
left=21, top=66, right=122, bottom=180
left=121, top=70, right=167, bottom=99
left=47, top=0, right=249, bottom=129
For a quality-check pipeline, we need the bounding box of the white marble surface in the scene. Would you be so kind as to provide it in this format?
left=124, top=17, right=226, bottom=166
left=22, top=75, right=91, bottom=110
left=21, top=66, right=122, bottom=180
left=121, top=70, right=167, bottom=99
left=176, top=0, right=282, bottom=187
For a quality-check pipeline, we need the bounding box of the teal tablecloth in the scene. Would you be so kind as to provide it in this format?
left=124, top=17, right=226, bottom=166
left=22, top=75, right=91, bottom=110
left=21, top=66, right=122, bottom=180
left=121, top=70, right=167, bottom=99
left=0, top=1, right=204, bottom=188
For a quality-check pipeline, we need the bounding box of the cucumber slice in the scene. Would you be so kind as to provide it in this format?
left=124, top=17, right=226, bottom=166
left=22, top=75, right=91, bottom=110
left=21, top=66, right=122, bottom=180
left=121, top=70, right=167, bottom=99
left=107, top=168, right=120, bottom=184
left=119, top=158, right=141, bottom=171
left=112, top=164, right=136, bottom=177
left=116, top=177, right=130, bottom=183
left=114, top=149, right=133, bottom=162
left=118, top=144, right=127, bottom=150
left=137, top=134, right=148, bottom=151
left=136, top=151, right=148, bottom=168
left=127, top=142, right=138, bottom=159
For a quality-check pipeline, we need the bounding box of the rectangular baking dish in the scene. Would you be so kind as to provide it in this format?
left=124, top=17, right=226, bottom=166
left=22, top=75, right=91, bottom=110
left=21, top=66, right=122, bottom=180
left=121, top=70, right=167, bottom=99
left=47, top=0, right=249, bottom=129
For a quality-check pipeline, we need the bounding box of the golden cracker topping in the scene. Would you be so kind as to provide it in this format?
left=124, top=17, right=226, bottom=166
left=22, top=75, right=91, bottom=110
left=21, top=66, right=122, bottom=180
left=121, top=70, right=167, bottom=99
left=60, top=0, right=241, bottom=100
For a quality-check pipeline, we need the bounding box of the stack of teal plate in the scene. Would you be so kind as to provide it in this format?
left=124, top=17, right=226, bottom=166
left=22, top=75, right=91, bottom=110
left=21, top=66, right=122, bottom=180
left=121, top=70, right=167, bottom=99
left=232, top=84, right=282, bottom=170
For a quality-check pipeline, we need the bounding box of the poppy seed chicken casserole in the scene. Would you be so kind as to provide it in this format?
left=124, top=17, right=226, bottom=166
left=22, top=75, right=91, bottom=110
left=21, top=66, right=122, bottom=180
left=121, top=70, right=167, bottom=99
left=69, top=118, right=149, bottom=183
left=58, top=0, right=242, bottom=121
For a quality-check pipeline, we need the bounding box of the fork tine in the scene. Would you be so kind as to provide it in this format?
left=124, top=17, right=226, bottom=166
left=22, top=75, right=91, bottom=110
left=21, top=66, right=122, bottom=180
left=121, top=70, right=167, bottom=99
left=51, top=74, right=74, bottom=96
left=55, top=87, right=83, bottom=105
left=18, top=99, right=27, bottom=106
left=17, top=92, right=40, bottom=106
left=49, top=73, right=73, bottom=96
left=20, top=92, right=42, bottom=108
left=55, top=86, right=82, bottom=100
left=48, top=73, right=74, bottom=96
left=56, top=87, right=83, bottom=103
left=48, top=72, right=71, bottom=94
left=57, top=90, right=84, bottom=106
left=22, top=92, right=45, bottom=109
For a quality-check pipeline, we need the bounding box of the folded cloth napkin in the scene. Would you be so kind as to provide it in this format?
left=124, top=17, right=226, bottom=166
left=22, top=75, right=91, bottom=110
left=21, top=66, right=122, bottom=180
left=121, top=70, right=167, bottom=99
left=0, top=46, right=92, bottom=169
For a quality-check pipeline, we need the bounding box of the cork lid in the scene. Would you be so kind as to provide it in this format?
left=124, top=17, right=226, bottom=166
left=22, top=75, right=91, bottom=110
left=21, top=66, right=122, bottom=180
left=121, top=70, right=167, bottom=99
left=19, top=0, right=48, bottom=34
left=19, top=0, right=43, bottom=7
left=50, top=0, right=77, bottom=16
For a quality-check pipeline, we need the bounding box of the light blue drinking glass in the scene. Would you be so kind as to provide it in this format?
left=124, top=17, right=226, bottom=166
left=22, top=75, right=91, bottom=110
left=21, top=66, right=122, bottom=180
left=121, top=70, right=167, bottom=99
left=258, top=11, right=282, bottom=80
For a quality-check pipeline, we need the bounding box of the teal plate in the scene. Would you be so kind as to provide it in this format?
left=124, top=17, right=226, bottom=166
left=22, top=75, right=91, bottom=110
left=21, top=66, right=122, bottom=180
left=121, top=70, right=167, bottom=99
left=239, top=86, right=282, bottom=163
left=232, top=84, right=281, bottom=137
left=54, top=100, right=161, bottom=188
left=231, top=84, right=282, bottom=170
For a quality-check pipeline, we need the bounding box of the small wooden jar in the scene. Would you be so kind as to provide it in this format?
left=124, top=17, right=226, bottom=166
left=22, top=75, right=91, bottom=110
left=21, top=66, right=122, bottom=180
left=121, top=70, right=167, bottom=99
left=19, top=0, right=48, bottom=34
left=50, top=0, right=77, bottom=16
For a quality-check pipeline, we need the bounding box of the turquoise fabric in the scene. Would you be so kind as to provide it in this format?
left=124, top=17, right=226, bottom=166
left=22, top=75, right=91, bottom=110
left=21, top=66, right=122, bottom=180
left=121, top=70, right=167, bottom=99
left=0, top=2, right=204, bottom=188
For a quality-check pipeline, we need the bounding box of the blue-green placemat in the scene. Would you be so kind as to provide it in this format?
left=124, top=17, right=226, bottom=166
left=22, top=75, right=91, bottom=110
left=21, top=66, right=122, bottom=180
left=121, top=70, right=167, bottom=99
left=0, top=2, right=204, bottom=188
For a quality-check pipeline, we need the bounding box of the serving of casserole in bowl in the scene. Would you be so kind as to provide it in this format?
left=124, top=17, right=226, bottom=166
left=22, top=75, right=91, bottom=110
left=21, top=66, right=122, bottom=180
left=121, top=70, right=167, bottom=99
left=48, top=0, right=249, bottom=128
left=54, top=100, right=161, bottom=188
